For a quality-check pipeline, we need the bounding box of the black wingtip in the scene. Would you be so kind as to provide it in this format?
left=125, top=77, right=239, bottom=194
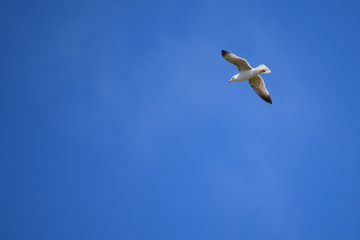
left=221, top=50, right=228, bottom=57
left=260, top=95, right=272, bottom=104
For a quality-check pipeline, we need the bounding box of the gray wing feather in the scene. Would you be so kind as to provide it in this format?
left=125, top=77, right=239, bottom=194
left=249, top=75, right=272, bottom=104
left=221, top=50, right=252, bottom=72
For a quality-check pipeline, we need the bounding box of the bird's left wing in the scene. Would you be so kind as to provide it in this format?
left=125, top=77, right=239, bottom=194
left=249, top=75, right=272, bottom=104
left=221, top=50, right=252, bottom=72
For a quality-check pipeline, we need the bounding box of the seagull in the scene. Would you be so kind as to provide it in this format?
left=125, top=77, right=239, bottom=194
left=221, top=50, right=272, bottom=104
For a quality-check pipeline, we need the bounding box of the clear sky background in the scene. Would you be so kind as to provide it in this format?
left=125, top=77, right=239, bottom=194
left=1, top=0, right=360, bottom=239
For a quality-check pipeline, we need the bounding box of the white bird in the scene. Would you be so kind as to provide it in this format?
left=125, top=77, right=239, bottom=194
left=221, top=50, right=272, bottom=104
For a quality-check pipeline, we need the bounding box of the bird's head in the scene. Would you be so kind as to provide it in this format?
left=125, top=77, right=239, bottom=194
left=228, top=77, right=233, bottom=83
left=256, top=64, right=271, bottom=74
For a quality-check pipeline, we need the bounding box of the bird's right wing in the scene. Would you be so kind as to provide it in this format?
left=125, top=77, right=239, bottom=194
left=249, top=75, right=272, bottom=104
left=221, top=50, right=252, bottom=72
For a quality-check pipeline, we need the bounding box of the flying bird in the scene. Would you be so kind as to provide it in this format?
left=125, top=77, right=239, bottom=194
left=221, top=50, right=272, bottom=104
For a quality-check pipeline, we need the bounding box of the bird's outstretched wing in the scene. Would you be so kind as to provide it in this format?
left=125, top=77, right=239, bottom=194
left=249, top=75, right=272, bottom=104
left=221, top=50, right=252, bottom=72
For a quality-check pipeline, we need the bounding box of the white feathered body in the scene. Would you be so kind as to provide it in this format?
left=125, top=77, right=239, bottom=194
left=232, top=64, right=271, bottom=82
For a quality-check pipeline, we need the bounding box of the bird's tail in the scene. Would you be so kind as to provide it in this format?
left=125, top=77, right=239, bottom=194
left=257, top=64, right=271, bottom=73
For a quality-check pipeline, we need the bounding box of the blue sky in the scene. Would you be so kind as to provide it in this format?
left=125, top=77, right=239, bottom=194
left=1, top=0, right=360, bottom=239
